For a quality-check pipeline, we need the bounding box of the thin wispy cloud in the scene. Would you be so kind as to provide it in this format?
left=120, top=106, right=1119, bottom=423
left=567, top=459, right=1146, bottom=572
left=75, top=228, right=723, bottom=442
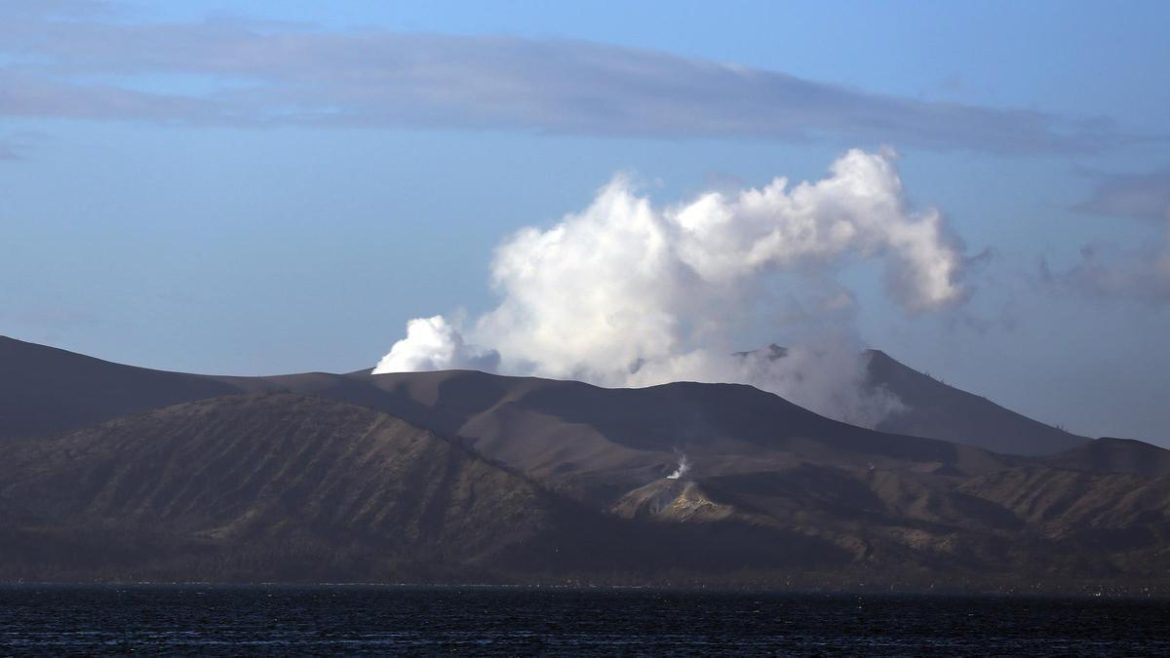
left=0, top=139, right=22, bottom=161
left=1053, top=165, right=1170, bottom=302
left=0, top=130, right=44, bottom=161
left=0, top=3, right=1127, bottom=155
left=1076, top=168, right=1170, bottom=221
left=0, top=0, right=113, bottom=19
left=0, top=69, right=221, bottom=123
left=1044, top=241, right=1170, bottom=303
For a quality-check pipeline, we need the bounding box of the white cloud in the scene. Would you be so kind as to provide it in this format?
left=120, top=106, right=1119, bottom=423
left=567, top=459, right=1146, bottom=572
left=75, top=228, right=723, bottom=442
left=374, top=149, right=965, bottom=427
left=373, top=315, right=498, bottom=374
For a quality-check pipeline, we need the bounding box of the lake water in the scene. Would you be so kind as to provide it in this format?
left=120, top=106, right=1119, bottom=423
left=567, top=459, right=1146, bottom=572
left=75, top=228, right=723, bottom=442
left=1, top=585, right=1167, bottom=655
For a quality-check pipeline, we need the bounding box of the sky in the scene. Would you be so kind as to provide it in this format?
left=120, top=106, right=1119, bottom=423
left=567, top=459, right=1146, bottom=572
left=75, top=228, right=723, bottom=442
left=1, top=0, right=1168, bottom=443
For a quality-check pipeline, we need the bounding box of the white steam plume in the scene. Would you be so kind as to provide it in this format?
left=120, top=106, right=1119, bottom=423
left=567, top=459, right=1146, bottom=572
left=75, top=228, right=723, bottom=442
left=374, top=149, right=967, bottom=427
left=374, top=315, right=499, bottom=373
left=666, top=454, right=691, bottom=480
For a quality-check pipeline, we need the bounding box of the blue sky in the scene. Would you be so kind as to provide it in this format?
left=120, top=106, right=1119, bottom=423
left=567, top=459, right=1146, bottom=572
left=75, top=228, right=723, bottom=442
left=2, top=0, right=1168, bottom=443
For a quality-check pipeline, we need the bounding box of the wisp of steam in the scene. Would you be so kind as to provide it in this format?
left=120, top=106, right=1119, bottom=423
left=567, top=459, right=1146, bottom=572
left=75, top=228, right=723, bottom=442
left=374, top=149, right=969, bottom=428
left=666, top=454, right=691, bottom=480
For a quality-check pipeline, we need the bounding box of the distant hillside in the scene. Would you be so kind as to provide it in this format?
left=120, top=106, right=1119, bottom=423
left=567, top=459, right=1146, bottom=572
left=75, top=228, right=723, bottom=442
left=4, top=336, right=1170, bottom=590
left=0, top=336, right=1091, bottom=458
left=346, top=370, right=1009, bottom=507
left=2, top=392, right=1169, bottom=589
left=0, top=393, right=853, bottom=583
left=1045, top=437, right=1170, bottom=478
left=0, top=336, right=234, bottom=440
left=736, top=344, right=1087, bottom=456
left=0, top=394, right=561, bottom=580
left=865, top=349, right=1087, bottom=456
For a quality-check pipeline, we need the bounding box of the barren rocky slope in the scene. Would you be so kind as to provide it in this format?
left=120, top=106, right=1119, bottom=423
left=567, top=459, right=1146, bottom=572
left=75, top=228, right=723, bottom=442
left=3, top=336, right=1169, bottom=591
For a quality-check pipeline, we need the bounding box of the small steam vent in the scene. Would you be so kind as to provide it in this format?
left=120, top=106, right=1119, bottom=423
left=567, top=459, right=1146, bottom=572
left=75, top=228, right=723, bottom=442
left=666, top=453, right=690, bottom=480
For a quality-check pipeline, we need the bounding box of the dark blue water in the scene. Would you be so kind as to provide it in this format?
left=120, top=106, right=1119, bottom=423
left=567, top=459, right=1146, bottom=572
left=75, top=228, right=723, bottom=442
left=0, top=586, right=1167, bottom=656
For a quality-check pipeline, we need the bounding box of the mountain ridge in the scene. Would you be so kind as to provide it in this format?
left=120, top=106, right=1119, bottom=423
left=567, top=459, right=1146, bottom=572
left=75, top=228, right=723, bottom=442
left=0, top=335, right=1101, bottom=455
left=864, top=349, right=1087, bottom=456
left=3, top=335, right=1170, bottom=590
left=0, top=392, right=855, bottom=583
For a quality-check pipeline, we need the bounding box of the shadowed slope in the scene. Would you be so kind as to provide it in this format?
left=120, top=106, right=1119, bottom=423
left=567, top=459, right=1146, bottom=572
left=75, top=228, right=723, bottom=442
left=0, top=393, right=854, bottom=582
left=1045, top=438, right=1170, bottom=478
left=0, top=335, right=1095, bottom=463
left=0, top=336, right=235, bottom=440
left=957, top=467, right=1170, bottom=575
left=866, top=350, right=1088, bottom=456
left=350, top=370, right=1011, bottom=505
left=2, top=338, right=1170, bottom=588
left=0, top=394, right=587, bottom=580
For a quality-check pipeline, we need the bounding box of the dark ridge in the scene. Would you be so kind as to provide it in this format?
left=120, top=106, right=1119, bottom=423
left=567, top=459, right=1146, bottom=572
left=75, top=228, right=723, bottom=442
left=1045, top=437, right=1170, bottom=477
left=2, top=336, right=1170, bottom=588
left=865, top=349, right=1088, bottom=456
left=0, top=335, right=237, bottom=440
left=0, top=392, right=854, bottom=582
